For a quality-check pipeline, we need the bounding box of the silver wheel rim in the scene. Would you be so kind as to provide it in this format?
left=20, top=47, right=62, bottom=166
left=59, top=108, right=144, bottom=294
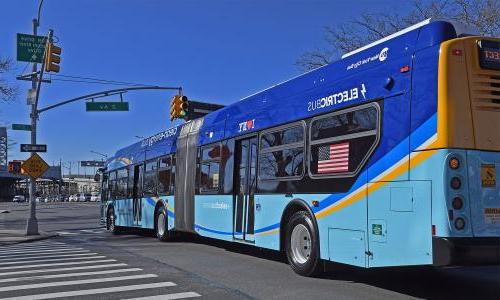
left=109, top=212, right=114, bottom=230
left=291, top=224, right=311, bottom=264
left=157, top=212, right=166, bottom=236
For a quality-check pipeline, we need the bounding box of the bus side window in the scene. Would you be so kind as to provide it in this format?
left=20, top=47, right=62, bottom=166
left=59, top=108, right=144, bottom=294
left=143, top=160, right=158, bottom=196
left=158, top=155, right=173, bottom=196
left=116, top=168, right=128, bottom=199
left=199, top=144, right=221, bottom=193
left=108, top=171, right=117, bottom=200
left=309, top=103, right=380, bottom=178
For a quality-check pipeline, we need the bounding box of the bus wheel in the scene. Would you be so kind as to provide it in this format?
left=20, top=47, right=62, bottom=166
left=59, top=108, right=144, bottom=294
left=156, top=207, right=169, bottom=242
left=107, top=207, right=120, bottom=234
left=285, top=211, right=321, bottom=276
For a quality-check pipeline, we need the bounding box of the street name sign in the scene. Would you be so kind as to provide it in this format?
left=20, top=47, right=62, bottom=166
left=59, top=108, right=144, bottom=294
left=86, top=102, right=129, bottom=111
left=17, top=33, right=47, bottom=63
left=21, top=153, right=49, bottom=179
left=20, top=144, right=47, bottom=152
left=12, top=124, right=32, bottom=131
left=81, top=160, right=106, bottom=167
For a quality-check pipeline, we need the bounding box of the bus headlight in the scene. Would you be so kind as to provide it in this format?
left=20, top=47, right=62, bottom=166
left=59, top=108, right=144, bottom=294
left=451, top=177, right=461, bottom=190
left=454, top=217, right=466, bottom=230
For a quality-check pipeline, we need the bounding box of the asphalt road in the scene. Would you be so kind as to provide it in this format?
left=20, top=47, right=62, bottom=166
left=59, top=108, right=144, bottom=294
left=0, top=202, right=499, bottom=300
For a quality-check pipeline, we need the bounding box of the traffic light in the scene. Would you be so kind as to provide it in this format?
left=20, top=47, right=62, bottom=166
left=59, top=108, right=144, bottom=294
left=180, top=96, right=189, bottom=120
left=169, top=95, right=182, bottom=121
left=7, top=161, right=22, bottom=174
left=45, top=42, right=62, bottom=73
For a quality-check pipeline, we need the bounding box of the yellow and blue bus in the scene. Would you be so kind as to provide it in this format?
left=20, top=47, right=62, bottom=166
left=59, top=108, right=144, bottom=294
left=102, top=19, right=500, bottom=276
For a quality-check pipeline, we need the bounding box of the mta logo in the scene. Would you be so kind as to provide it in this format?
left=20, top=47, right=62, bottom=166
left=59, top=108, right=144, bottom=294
left=379, top=47, right=389, bottom=62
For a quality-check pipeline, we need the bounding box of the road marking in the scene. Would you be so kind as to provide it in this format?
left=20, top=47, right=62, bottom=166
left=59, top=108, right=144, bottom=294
left=0, top=245, right=75, bottom=251
left=0, top=255, right=106, bottom=265
left=124, top=292, right=202, bottom=300
left=0, top=273, right=158, bottom=292
left=0, top=259, right=116, bottom=270
left=0, top=252, right=99, bottom=262
left=0, top=250, right=91, bottom=259
left=0, top=248, right=83, bottom=255
left=2, top=243, right=66, bottom=250
left=0, top=282, right=177, bottom=300
left=0, top=268, right=142, bottom=283
left=56, top=231, right=79, bottom=235
left=0, top=263, right=128, bottom=277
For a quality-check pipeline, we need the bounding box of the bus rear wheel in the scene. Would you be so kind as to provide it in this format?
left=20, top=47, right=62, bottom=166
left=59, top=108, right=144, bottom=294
left=156, top=207, right=170, bottom=242
left=285, top=210, right=321, bottom=276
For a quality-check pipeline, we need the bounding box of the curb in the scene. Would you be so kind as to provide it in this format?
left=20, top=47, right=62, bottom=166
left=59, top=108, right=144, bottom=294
left=0, top=232, right=59, bottom=246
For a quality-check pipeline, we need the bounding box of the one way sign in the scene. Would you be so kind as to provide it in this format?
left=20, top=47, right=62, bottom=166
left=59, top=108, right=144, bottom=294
left=20, top=144, right=47, bottom=152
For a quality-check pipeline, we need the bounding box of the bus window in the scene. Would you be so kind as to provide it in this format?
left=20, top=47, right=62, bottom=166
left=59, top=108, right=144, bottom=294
left=108, top=171, right=117, bottom=199
left=158, top=155, right=173, bottom=195
left=309, top=103, right=380, bottom=177
left=199, top=144, right=221, bottom=193
left=259, top=123, right=305, bottom=180
left=115, top=168, right=128, bottom=199
left=143, top=160, right=158, bottom=196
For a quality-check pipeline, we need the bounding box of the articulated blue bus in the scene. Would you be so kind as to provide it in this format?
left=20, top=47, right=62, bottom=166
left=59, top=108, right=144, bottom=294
left=102, top=19, right=500, bottom=276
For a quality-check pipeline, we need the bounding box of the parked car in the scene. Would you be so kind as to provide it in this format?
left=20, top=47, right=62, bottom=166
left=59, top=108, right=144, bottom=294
left=90, top=192, right=100, bottom=202
left=35, top=197, right=42, bottom=203
left=76, top=193, right=91, bottom=202
left=12, top=195, right=25, bottom=203
left=69, top=194, right=78, bottom=202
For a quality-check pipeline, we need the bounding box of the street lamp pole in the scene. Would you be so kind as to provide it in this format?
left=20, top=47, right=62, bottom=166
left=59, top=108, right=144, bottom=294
left=26, top=0, right=45, bottom=235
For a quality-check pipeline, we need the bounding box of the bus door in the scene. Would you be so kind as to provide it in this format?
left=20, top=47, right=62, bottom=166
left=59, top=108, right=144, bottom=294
left=132, top=164, right=143, bottom=226
left=234, top=136, right=258, bottom=242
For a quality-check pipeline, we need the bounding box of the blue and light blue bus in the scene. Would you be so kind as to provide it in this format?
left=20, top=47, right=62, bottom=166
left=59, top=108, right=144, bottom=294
left=102, top=19, right=500, bottom=276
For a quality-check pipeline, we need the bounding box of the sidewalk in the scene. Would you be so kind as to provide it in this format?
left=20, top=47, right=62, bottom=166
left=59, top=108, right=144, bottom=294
left=0, top=230, right=58, bottom=246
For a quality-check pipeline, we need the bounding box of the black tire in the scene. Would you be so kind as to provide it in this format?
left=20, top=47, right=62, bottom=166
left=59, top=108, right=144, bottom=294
left=155, top=206, right=170, bottom=242
left=285, top=210, right=321, bottom=276
left=107, top=207, right=121, bottom=234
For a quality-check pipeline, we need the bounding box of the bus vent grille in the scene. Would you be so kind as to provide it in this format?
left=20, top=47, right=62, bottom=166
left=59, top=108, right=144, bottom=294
left=471, top=73, right=500, bottom=110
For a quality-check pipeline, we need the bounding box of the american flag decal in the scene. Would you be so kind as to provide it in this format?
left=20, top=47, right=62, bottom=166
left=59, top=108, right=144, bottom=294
left=317, top=142, right=349, bottom=173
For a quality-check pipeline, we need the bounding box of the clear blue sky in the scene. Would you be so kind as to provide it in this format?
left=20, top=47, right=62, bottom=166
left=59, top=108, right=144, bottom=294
left=0, top=0, right=411, bottom=172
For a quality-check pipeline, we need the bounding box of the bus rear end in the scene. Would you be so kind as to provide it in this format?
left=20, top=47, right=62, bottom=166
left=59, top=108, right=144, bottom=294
left=435, top=36, right=500, bottom=265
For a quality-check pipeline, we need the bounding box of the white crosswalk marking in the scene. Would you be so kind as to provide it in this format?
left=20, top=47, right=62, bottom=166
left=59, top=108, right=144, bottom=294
left=0, top=241, right=202, bottom=299
left=124, top=292, right=202, bottom=299
left=0, top=282, right=177, bottom=300
left=0, top=255, right=107, bottom=265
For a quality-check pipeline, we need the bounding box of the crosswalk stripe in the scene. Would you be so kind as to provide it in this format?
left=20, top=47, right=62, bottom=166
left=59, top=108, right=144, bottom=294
left=0, top=268, right=143, bottom=283
left=0, top=245, right=74, bottom=251
left=0, top=250, right=91, bottom=259
left=0, top=255, right=107, bottom=266
left=55, top=231, right=79, bottom=235
left=0, top=273, right=158, bottom=292
left=0, top=282, right=177, bottom=300
left=0, top=263, right=128, bottom=277
left=124, top=292, right=202, bottom=300
left=0, top=259, right=116, bottom=270
left=1, top=244, right=67, bottom=250
left=0, top=248, right=82, bottom=255
left=0, top=252, right=99, bottom=262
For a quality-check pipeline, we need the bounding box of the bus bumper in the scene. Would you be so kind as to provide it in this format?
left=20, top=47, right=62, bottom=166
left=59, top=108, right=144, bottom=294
left=433, top=237, right=500, bottom=266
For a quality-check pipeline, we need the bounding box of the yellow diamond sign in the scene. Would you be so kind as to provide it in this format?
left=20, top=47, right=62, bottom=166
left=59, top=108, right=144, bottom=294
left=21, top=153, right=49, bottom=179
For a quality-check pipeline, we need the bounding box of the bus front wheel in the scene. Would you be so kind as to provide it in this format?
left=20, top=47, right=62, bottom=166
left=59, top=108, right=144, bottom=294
left=285, top=210, right=321, bottom=276
left=107, top=207, right=121, bottom=234
left=156, top=207, right=170, bottom=242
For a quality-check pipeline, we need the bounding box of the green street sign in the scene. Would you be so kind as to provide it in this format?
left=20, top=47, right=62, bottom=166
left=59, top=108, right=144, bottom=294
left=86, top=102, right=129, bottom=111
left=17, top=33, right=47, bottom=63
left=12, top=124, right=32, bottom=131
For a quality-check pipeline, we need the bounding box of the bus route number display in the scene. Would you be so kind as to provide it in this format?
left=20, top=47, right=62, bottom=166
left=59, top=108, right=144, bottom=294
left=478, top=40, right=500, bottom=70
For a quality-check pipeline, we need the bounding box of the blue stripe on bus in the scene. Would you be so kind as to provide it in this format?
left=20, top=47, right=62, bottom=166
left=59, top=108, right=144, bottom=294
left=195, top=224, right=233, bottom=235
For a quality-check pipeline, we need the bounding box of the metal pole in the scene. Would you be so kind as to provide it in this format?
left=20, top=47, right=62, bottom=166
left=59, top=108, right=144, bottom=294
left=26, top=17, right=39, bottom=235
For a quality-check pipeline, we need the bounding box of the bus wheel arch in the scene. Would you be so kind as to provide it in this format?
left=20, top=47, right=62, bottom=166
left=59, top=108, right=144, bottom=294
left=106, top=205, right=120, bottom=234
left=280, top=199, right=321, bottom=276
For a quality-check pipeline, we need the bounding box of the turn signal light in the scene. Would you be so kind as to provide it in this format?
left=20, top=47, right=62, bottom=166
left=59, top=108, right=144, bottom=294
left=452, top=196, right=463, bottom=210
left=449, top=157, right=460, bottom=169
left=454, top=217, right=466, bottom=230
left=450, top=177, right=461, bottom=190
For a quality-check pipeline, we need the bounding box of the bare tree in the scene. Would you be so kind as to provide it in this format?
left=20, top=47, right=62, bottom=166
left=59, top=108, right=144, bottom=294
left=297, top=0, right=500, bottom=71
left=0, top=58, right=18, bottom=102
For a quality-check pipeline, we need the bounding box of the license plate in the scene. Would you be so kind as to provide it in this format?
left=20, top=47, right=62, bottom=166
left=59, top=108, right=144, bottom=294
left=481, top=164, right=496, bottom=188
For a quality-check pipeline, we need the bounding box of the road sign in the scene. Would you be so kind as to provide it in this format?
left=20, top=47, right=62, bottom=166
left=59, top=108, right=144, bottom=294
left=86, top=102, right=129, bottom=111
left=17, top=33, right=47, bottom=63
left=21, top=153, right=49, bottom=179
left=12, top=124, right=32, bottom=131
left=20, top=144, right=47, bottom=152
left=81, top=161, right=105, bottom=167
